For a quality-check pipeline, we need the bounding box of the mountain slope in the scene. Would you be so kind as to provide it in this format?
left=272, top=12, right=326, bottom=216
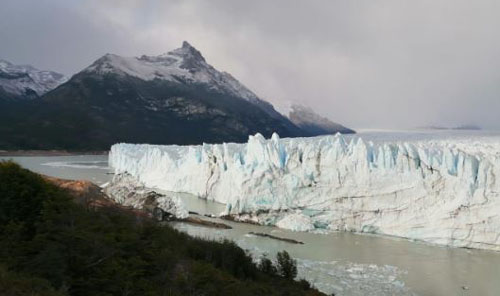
left=0, top=59, right=66, bottom=100
left=286, top=104, right=355, bottom=135
left=0, top=42, right=306, bottom=150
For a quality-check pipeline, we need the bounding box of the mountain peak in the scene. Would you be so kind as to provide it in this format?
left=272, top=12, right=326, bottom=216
left=169, top=41, right=206, bottom=64
left=182, top=41, right=193, bottom=49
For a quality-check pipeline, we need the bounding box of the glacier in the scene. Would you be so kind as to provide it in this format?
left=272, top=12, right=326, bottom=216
left=109, top=132, right=500, bottom=251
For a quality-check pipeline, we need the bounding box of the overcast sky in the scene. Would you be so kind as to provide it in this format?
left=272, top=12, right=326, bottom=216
left=1, top=0, right=499, bottom=129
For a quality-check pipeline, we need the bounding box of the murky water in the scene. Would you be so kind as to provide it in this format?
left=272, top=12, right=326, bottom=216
left=3, top=154, right=500, bottom=296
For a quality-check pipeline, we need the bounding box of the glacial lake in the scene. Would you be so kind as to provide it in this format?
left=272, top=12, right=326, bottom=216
left=3, top=130, right=500, bottom=296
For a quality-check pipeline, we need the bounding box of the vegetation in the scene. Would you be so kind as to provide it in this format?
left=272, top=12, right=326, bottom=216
left=257, top=251, right=298, bottom=280
left=257, top=256, right=277, bottom=276
left=0, top=161, right=323, bottom=296
left=276, top=251, right=298, bottom=280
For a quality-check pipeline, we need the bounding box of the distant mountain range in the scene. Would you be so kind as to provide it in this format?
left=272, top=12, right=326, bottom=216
left=420, top=125, right=482, bottom=131
left=0, top=42, right=354, bottom=150
left=0, top=59, right=66, bottom=100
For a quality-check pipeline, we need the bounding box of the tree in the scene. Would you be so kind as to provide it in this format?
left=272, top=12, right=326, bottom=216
left=258, top=255, right=277, bottom=276
left=276, top=251, right=297, bottom=280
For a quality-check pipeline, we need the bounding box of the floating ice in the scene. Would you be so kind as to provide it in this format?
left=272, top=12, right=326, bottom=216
left=42, top=161, right=110, bottom=170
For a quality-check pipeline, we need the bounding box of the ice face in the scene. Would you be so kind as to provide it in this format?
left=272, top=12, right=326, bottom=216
left=109, top=132, right=500, bottom=250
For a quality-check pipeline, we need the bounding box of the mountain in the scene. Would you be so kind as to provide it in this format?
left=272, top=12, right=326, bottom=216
left=0, top=59, right=66, bottom=100
left=286, top=104, right=354, bottom=135
left=81, top=41, right=286, bottom=120
left=0, top=42, right=307, bottom=150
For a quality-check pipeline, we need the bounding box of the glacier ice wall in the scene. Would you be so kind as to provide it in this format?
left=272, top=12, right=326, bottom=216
left=109, top=133, right=500, bottom=250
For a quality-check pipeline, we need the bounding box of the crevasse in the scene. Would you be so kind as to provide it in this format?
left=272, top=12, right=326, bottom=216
left=109, top=133, right=500, bottom=251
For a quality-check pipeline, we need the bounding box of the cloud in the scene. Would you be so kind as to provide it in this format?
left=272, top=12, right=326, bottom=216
left=1, top=0, right=499, bottom=129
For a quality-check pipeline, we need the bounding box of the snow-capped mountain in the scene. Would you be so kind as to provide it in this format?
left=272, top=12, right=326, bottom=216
left=83, top=41, right=283, bottom=119
left=0, top=59, right=66, bottom=100
left=0, top=41, right=356, bottom=149
left=86, top=42, right=260, bottom=103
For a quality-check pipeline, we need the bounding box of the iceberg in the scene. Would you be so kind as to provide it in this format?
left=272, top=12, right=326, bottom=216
left=109, top=133, right=500, bottom=250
